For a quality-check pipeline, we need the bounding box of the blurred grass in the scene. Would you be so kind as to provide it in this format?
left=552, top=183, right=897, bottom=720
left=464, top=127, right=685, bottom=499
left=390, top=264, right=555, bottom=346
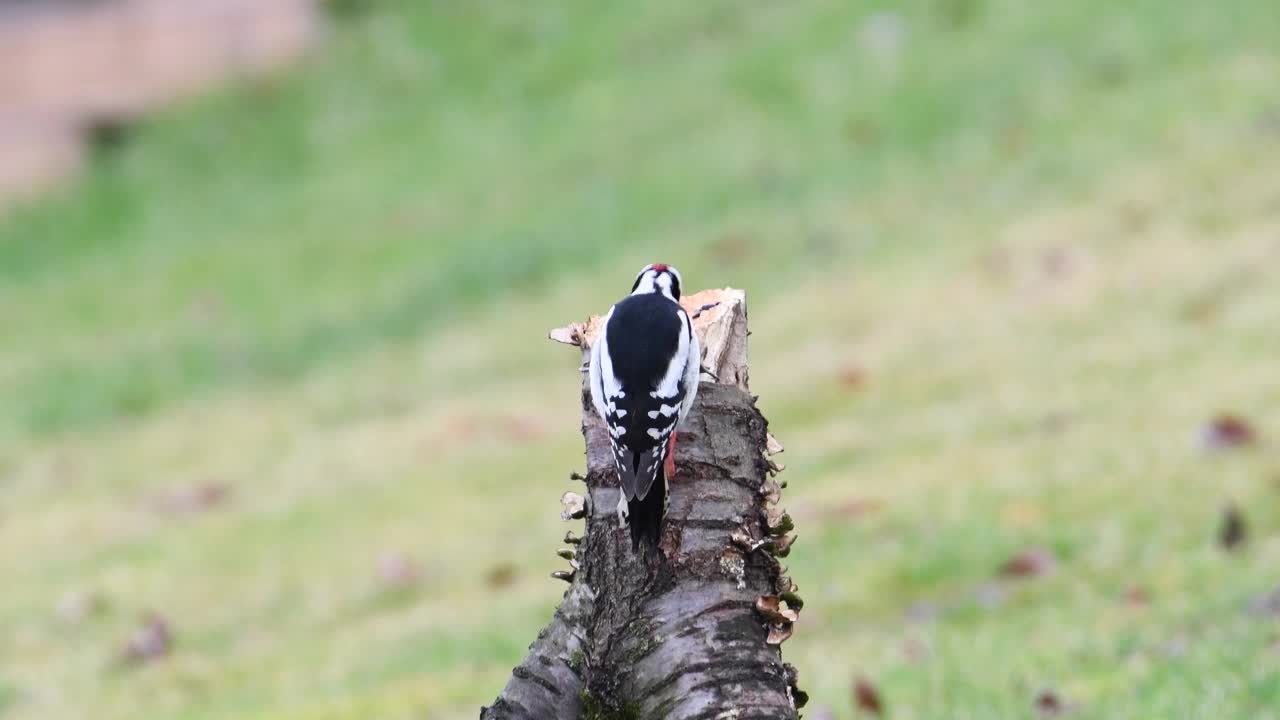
left=1, top=0, right=1279, bottom=718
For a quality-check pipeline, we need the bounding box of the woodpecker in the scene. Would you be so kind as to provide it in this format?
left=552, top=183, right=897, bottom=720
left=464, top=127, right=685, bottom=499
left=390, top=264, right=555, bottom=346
left=589, top=263, right=701, bottom=551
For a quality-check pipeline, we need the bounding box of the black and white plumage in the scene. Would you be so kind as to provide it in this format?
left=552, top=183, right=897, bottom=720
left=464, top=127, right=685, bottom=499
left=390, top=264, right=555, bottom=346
left=589, top=263, right=701, bottom=551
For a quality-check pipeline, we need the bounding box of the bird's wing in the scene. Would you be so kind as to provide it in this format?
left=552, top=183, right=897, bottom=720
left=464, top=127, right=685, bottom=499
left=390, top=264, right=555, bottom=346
left=632, top=304, right=690, bottom=500
left=588, top=306, right=614, bottom=421
left=596, top=307, right=645, bottom=499
left=678, top=308, right=700, bottom=426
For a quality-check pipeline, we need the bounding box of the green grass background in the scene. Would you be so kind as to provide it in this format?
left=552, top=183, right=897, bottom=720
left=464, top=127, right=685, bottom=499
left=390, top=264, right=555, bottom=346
left=2, top=1, right=1279, bottom=717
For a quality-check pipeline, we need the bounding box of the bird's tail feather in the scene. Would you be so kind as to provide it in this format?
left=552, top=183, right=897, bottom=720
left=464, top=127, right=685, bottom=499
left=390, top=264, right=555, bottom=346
left=628, top=481, right=666, bottom=552
left=613, top=443, right=668, bottom=552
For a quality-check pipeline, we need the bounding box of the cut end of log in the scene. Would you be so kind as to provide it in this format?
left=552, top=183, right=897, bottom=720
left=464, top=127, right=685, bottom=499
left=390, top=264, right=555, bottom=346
left=549, top=287, right=750, bottom=391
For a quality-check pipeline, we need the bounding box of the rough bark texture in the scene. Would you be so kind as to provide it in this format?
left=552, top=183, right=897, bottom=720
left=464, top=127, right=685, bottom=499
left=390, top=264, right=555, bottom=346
left=483, top=289, right=804, bottom=720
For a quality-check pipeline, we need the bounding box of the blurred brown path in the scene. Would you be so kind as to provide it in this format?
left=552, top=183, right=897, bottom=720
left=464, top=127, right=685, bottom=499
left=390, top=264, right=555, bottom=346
left=0, top=0, right=320, bottom=209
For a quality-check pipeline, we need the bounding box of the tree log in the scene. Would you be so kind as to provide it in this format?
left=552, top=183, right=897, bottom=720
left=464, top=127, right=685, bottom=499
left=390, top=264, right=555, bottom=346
left=483, top=289, right=804, bottom=720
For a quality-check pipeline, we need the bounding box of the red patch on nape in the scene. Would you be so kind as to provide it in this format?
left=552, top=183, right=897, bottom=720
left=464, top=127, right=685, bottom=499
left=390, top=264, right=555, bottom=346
left=651, top=263, right=668, bottom=272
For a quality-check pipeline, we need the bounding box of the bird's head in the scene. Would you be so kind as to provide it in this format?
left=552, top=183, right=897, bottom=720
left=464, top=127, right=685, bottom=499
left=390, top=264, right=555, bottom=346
left=631, top=263, right=683, bottom=301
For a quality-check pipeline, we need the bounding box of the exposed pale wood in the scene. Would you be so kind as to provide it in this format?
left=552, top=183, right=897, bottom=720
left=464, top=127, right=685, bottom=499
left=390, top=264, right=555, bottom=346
left=547, top=287, right=750, bottom=391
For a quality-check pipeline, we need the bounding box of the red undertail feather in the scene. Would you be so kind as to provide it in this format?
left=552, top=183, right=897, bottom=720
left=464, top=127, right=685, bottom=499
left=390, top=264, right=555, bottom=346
left=664, top=432, right=677, bottom=481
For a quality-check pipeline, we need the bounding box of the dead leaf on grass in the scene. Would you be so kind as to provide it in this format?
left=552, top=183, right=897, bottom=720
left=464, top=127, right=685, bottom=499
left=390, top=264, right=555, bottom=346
left=1000, top=547, right=1058, bottom=579
left=485, top=563, right=518, bottom=590
left=120, top=614, right=173, bottom=665
left=1035, top=688, right=1077, bottom=716
left=153, top=482, right=230, bottom=516
left=1218, top=505, right=1248, bottom=551
left=853, top=676, right=884, bottom=716
left=379, top=552, right=420, bottom=589
left=1201, top=414, right=1258, bottom=450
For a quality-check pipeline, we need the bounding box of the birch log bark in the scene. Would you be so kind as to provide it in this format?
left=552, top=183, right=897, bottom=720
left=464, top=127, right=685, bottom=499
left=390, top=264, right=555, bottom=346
left=481, top=289, right=806, bottom=720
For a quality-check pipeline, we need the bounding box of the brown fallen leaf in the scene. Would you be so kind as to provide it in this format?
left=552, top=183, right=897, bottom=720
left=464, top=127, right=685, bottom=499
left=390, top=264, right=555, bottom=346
left=901, top=636, right=929, bottom=662
left=1001, top=123, right=1030, bottom=158
left=844, top=116, right=880, bottom=146
left=837, top=497, right=884, bottom=519
left=853, top=676, right=884, bottom=716
left=1001, top=501, right=1044, bottom=529
left=1000, top=547, right=1058, bottom=579
left=485, top=563, right=518, bottom=590
left=153, top=482, right=230, bottom=516
left=1040, top=245, right=1086, bottom=280
left=1124, top=586, right=1150, bottom=608
left=796, top=496, right=884, bottom=525
left=441, top=415, right=480, bottom=443
left=982, top=245, right=1015, bottom=278
left=499, top=415, right=546, bottom=442
left=706, top=233, right=756, bottom=265
left=1040, top=412, right=1074, bottom=434
left=1201, top=414, right=1258, bottom=450
left=1181, top=295, right=1221, bottom=325
left=121, top=614, right=172, bottom=665
left=1035, top=688, right=1076, bottom=716
left=379, top=552, right=420, bottom=589
left=1119, top=201, right=1155, bottom=235
left=1218, top=505, right=1248, bottom=551
left=837, top=365, right=869, bottom=390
